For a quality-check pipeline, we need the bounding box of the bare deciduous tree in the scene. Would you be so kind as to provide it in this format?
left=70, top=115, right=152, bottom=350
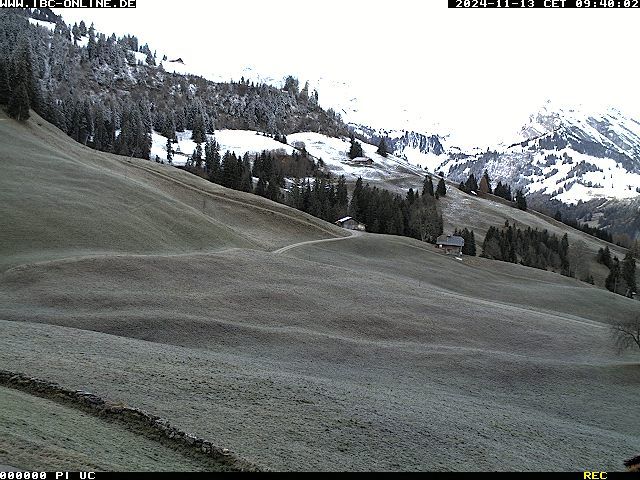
left=611, top=316, right=640, bottom=354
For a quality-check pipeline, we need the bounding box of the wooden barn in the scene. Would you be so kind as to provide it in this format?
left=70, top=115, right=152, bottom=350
left=436, top=234, right=465, bottom=255
left=350, top=157, right=374, bottom=166
left=335, top=216, right=366, bottom=231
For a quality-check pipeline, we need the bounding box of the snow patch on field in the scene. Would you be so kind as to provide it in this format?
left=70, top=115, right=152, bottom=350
left=28, top=18, right=55, bottom=31
left=215, top=130, right=295, bottom=157
left=288, top=132, right=426, bottom=182
left=150, top=129, right=425, bottom=187
left=151, top=130, right=295, bottom=166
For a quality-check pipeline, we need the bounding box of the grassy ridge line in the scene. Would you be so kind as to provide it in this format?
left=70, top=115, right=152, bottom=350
left=117, top=156, right=347, bottom=243
left=0, top=248, right=242, bottom=277
left=1, top=111, right=350, bottom=271
left=0, top=370, right=262, bottom=472
left=274, top=229, right=361, bottom=254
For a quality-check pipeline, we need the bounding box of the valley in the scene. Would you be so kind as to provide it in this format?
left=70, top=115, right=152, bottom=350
left=1, top=112, right=638, bottom=471
left=1, top=6, right=639, bottom=473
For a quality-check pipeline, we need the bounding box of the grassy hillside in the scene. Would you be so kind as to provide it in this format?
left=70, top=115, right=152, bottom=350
left=0, top=111, right=346, bottom=271
left=0, top=386, right=227, bottom=471
left=1, top=114, right=639, bottom=471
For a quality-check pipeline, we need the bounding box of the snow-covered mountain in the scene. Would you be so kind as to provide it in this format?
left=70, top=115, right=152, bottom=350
left=162, top=58, right=640, bottom=205
left=26, top=14, right=640, bottom=209
left=439, top=102, right=640, bottom=205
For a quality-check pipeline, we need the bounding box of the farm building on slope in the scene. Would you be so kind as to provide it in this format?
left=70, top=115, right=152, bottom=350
left=335, top=216, right=366, bottom=231
left=349, top=157, right=374, bottom=166
left=436, top=234, right=465, bottom=255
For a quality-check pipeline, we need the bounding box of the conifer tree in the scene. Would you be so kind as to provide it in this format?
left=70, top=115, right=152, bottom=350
left=166, top=138, right=173, bottom=161
left=422, top=175, right=434, bottom=197
left=465, top=174, right=478, bottom=193
left=515, top=189, right=527, bottom=211
left=336, top=175, right=348, bottom=217
left=72, top=23, right=81, bottom=43
left=192, top=144, right=203, bottom=170
left=597, top=246, right=613, bottom=268
left=267, top=176, right=280, bottom=202
left=94, top=106, right=108, bottom=151
left=479, top=171, right=492, bottom=195
left=459, top=228, right=477, bottom=256
left=13, top=37, right=40, bottom=112
left=554, top=210, right=562, bottom=222
left=377, top=137, right=388, bottom=157
left=205, top=138, right=220, bottom=181
left=7, top=81, right=30, bottom=121
left=349, top=177, right=365, bottom=218
left=621, top=251, right=637, bottom=296
left=559, top=233, right=570, bottom=275
left=0, top=61, right=10, bottom=105
left=436, top=177, right=447, bottom=197
left=606, top=258, right=621, bottom=294
left=255, top=176, right=267, bottom=197
left=469, top=230, right=476, bottom=256
left=348, top=137, right=364, bottom=159
left=240, top=155, right=253, bottom=193
left=406, top=188, right=416, bottom=205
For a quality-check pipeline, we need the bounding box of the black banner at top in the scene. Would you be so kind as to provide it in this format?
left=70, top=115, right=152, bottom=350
left=449, top=0, right=640, bottom=7
left=0, top=0, right=136, bottom=8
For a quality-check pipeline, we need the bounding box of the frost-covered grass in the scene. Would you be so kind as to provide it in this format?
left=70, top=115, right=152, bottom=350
left=0, top=387, right=216, bottom=471
left=0, top=111, right=344, bottom=271
left=2, top=112, right=639, bottom=472
left=1, top=237, right=638, bottom=471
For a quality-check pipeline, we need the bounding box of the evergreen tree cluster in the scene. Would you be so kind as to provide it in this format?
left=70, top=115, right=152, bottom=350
left=461, top=174, right=523, bottom=211
left=287, top=174, right=349, bottom=222
left=350, top=178, right=443, bottom=241
left=0, top=16, right=39, bottom=121
left=421, top=174, right=446, bottom=199
left=453, top=228, right=477, bottom=256
left=458, top=174, right=479, bottom=194
left=493, top=181, right=513, bottom=201
left=514, top=189, right=528, bottom=211
left=0, top=10, right=348, bottom=160
left=482, top=221, right=571, bottom=275
left=598, top=246, right=637, bottom=297
left=555, top=211, right=613, bottom=243
left=184, top=145, right=324, bottom=205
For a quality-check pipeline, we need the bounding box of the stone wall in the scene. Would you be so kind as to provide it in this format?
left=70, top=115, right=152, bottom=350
left=0, top=370, right=262, bottom=472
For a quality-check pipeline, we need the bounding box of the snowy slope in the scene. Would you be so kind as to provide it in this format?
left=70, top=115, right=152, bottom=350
left=150, top=129, right=426, bottom=191
left=439, top=102, right=640, bottom=205
left=28, top=18, right=55, bottom=32
left=287, top=132, right=426, bottom=183
left=151, top=130, right=294, bottom=166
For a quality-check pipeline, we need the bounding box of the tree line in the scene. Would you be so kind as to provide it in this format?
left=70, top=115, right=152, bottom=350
left=0, top=9, right=347, bottom=158
left=481, top=221, right=571, bottom=275
left=597, top=246, right=637, bottom=297
left=554, top=210, right=613, bottom=243
left=458, top=171, right=527, bottom=211
left=453, top=228, right=477, bottom=256
left=183, top=144, right=447, bottom=244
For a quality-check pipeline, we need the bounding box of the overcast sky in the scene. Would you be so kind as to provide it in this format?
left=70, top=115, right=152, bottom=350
left=54, top=1, right=640, bottom=144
